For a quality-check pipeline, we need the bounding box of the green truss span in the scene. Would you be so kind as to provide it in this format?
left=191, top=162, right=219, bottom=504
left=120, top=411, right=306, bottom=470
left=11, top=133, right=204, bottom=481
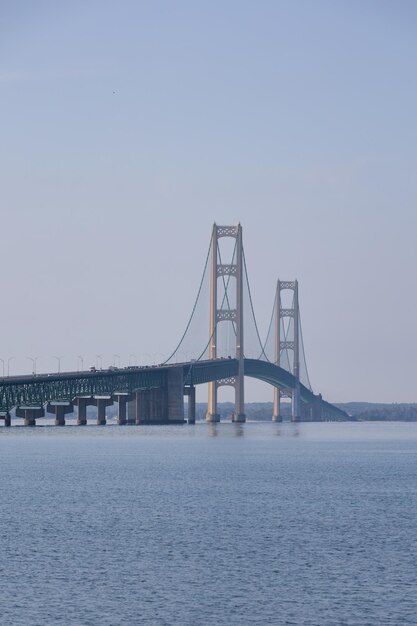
left=0, top=359, right=346, bottom=420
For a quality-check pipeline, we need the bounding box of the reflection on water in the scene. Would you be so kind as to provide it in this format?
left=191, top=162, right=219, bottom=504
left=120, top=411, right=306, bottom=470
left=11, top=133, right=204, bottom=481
left=205, top=420, right=300, bottom=438
left=233, top=423, right=244, bottom=437
left=205, top=422, right=248, bottom=438
left=272, top=422, right=300, bottom=437
left=207, top=423, right=218, bottom=437
left=3, top=419, right=417, bottom=443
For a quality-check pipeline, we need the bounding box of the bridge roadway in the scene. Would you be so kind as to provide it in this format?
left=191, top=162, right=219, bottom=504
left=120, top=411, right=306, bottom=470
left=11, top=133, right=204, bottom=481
left=0, top=358, right=347, bottom=425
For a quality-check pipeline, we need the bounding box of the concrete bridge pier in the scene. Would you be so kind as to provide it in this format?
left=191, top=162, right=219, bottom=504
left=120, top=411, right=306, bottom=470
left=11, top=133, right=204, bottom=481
left=299, top=393, right=323, bottom=422
left=313, top=394, right=323, bottom=421
left=128, top=370, right=184, bottom=425
left=166, top=369, right=184, bottom=424
left=184, top=385, right=196, bottom=424
left=4, top=412, right=11, bottom=427
left=300, top=402, right=312, bottom=422
left=16, top=407, right=45, bottom=426
left=272, top=388, right=282, bottom=422
left=126, top=395, right=137, bottom=424
left=95, top=397, right=113, bottom=425
left=115, top=394, right=132, bottom=425
left=131, top=388, right=167, bottom=424
left=150, top=387, right=166, bottom=421
left=291, top=383, right=301, bottom=423
left=46, top=402, right=74, bottom=426
left=75, top=397, right=94, bottom=425
left=132, top=390, right=143, bottom=424
left=130, top=389, right=163, bottom=424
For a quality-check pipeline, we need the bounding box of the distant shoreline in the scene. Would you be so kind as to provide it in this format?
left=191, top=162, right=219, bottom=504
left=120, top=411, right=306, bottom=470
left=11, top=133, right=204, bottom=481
left=194, top=401, right=417, bottom=422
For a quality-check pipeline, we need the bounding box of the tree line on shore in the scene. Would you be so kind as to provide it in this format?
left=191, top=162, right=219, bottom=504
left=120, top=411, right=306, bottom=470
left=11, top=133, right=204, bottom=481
left=195, top=402, right=417, bottom=421
left=335, top=402, right=417, bottom=421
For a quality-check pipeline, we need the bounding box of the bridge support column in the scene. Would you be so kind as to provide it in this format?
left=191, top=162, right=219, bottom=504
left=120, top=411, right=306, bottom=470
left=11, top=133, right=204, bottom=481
left=272, top=389, right=282, bottom=422
left=95, top=398, right=113, bottom=425
left=167, top=369, right=184, bottom=423
left=133, top=387, right=171, bottom=424
left=273, top=281, right=282, bottom=422
left=134, top=390, right=149, bottom=424
left=234, top=224, right=246, bottom=423
left=207, top=225, right=219, bottom=423
left=312, top=393, right=323, bottom=421
left=274, top=279, right=301, bottom=423
left=206, top=408, right=220, bottom=423
left=76, top=397, right=90, bottom=425
left=16, top=407, right=45, bottom=426
left=150, top=389, right=159, bottom=421
left=291, top=383, right=301, bottom=423
left=25, top=410, right=39, bottom=426
left=301, top=401, right=312, bottom=422
left=185, top=385, right=196, bottom=424
left=55, top=406, right=66, bottom=426
left=115, top=394, right=132, bottom=425
left=292, top=281, right=301, bottom=422
left=206, top=223, right=245, bottom=422
left=291, top=390, right=300, bottom=422
left=127, top=395, right=136, bottom=424
left=5, top=412, right=11, bottom=427
left=47, top=402, right=74, bottom=426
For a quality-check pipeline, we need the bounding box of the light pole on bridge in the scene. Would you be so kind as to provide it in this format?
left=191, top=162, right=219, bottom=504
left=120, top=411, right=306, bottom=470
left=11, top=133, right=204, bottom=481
left=54, top=355, right=63, bottom=373
left=113, top=354, right=121, bottom=368
left=7, top=357, right=14, bottom=377
left=77, top=355, right=84, bottom=371
left=27, top=356, right=39, bottom=375
left=0, top=358, right=4, bottom=378
left=96, top=354, right=102, bottom=369
left=129, top=353, right=136, bottom=366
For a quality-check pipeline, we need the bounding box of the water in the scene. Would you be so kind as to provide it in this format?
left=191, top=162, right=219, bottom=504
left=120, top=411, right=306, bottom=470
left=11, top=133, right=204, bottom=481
left=1, top=422, right=417, bottom=625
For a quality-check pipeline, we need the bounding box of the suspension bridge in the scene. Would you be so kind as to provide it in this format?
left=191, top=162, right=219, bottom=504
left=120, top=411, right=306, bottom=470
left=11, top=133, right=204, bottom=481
left=0, top=224, right=347, bottom=426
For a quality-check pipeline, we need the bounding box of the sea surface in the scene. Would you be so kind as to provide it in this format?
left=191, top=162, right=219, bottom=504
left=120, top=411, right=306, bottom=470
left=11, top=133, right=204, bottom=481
left=1, top=421, right=416, bottom=626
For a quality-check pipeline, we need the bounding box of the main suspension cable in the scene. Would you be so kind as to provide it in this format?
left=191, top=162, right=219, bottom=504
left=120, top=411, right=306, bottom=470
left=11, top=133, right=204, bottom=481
left=299, top=311, right=313, bottom=391
left=193, top=240, right=238, bottom=362
left=243, top=249, right=269, bottom=360
left=163, top=239, right=211, bottom=364
left=260, top=288, right=277, bottom=362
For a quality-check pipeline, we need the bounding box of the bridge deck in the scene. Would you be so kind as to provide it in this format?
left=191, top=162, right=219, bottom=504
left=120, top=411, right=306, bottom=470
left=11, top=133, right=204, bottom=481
left=0, top=358, right=347, bottom=420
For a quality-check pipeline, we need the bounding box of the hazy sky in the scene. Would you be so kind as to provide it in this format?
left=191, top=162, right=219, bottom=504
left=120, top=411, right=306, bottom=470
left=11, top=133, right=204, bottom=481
left=1, top=1, right=416, bottom=403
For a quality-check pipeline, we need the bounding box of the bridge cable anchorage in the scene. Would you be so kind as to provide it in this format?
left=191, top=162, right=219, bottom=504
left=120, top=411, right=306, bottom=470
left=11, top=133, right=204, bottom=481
left=242, top=248, right=270, bottom=361
left=163, top=238, right=212, bottom=365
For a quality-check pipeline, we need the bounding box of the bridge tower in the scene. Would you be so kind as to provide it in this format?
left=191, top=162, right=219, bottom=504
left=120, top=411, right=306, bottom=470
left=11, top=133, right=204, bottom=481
left=272, top=280, right=301, bottom=422
left=206, top=223, right=245, bottom=423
